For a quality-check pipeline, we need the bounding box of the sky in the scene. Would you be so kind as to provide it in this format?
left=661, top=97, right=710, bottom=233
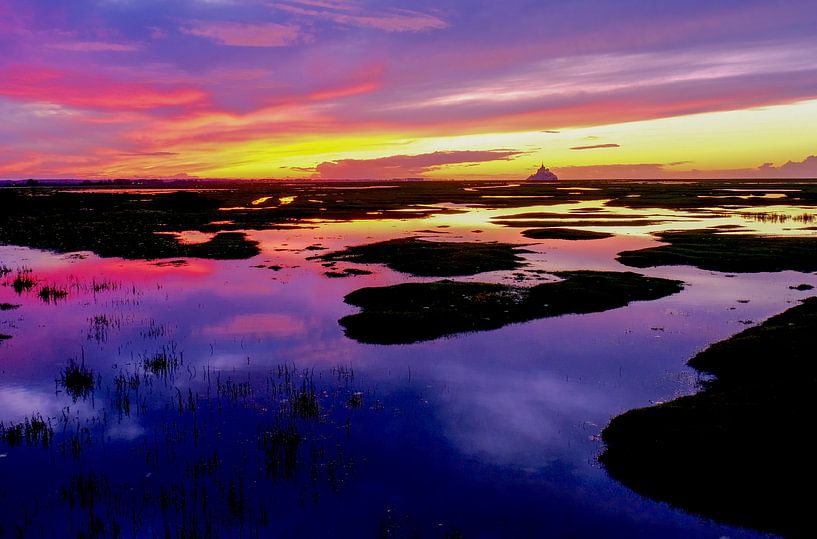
left=1, top=0, right=817, bottom=180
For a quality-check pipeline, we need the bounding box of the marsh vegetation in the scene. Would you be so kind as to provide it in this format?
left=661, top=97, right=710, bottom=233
left=59, top=357, right=97, bottom=402
left=0, top=359, right=389, bottom=538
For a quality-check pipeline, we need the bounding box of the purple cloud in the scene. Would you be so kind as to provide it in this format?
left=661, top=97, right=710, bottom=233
left=555, top=154, right=817, bottom=179
left=274, top=1, right=448, bottom=32
left=47, top=41, right=142, bottom=52
left=181, top=21, right=306, bottom=47
left=570, top=144, right=620, bottom=150
left=315, top=149, right=524, bottom=179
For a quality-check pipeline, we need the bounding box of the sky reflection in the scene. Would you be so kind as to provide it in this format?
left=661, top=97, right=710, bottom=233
left=1, top=200, right=815, bottom=536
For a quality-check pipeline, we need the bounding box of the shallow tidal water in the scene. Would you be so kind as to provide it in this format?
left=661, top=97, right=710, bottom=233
left=1, top=194, right=815, bottom=538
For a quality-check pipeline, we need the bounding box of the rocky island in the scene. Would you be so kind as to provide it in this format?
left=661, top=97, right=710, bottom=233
left=526, top=163, right=559, bottom=181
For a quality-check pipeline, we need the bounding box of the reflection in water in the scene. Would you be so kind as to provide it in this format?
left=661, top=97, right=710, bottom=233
left=251, top=195, right=297, bottom=206
left=698, top=193, right=788, bottom=200
left=1, top=199, right=816, bottom=537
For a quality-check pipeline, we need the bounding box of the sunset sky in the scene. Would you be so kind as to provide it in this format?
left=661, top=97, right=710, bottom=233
left=1, top=0, right=817, bottom=180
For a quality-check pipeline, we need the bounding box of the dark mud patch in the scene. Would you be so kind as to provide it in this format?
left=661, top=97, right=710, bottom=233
left=495, top=211, right=664, bottom=220
left=600, top=297, right=817, bottom=537
left=790, top=283, right=814, bottom=291
left=0, top=191, right=260, bottom=260
left=522, top=228, right=614, bottom=240
left=339, top=271, right=684, bottom=344
left=617, top=229, right=817, bottom=272
left=493, top=219, right=666, bottom=228
left=318, top=237, right=529, bottom=277
left=324, top=268, right=373, bottom=278
left=153, top=259, right=189, bottom=267
left=182, top=232, right=260, bottom=260
left=604, top=181, right=817, bottom=209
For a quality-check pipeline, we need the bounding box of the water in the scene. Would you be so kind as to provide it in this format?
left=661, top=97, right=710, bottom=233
left=1, top=197, right=815, bottom=537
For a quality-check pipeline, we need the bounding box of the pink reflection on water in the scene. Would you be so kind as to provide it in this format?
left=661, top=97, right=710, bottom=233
left=198, top=313, right=307, bottom=338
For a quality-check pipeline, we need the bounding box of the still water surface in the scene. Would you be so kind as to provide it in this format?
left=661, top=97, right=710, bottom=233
left=1, top=199, right=814, bottom=537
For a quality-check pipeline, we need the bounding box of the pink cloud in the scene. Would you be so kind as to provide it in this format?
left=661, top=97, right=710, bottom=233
left=0, top=66, right=208, bottom=111
left=275, top=2, right=447, bottom=32
left=182, top=21, right=305, bottom=47
left=389, top=72, right=817, bottom=138
left=288, top=0, right=356, bottom=10
left=315, top=149, right=524, bottom=179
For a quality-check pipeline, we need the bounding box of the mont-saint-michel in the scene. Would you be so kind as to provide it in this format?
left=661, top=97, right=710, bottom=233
left=527, top=164, right=559, bottom=181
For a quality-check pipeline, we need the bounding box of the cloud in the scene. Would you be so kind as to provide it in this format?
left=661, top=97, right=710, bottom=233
left=315, top=149, right=524, bottom=179
left=756, top=155, right=817, bottom=178
left=274, top=1, right=447, bottom=32
left=0, top=66, right=208, bottom=111
left=554, top=154, right=817, bottom=179
left=182, top=21, right=305, bottom=47
left=553, top=163, right=667, bottom=180
left=47, top=41, right=142, bottom=52
left=569, top=143, right=620, bottom=150
left=117, top=151, right=180, bottom=157
left=377, top=41, right=817, bottom=134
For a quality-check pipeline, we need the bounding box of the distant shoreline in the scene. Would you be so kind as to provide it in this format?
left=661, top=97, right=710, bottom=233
left=2, top=177, right=816, bottom=187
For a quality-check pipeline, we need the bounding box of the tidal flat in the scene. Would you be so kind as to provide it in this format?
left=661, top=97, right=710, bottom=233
left=601, top=297, right=817, bottom=537
left=317, top=237, right=529, bottom=277
left=1, top=179, right=817, bottom=538
left=339, top=272, right=684, bottom=344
